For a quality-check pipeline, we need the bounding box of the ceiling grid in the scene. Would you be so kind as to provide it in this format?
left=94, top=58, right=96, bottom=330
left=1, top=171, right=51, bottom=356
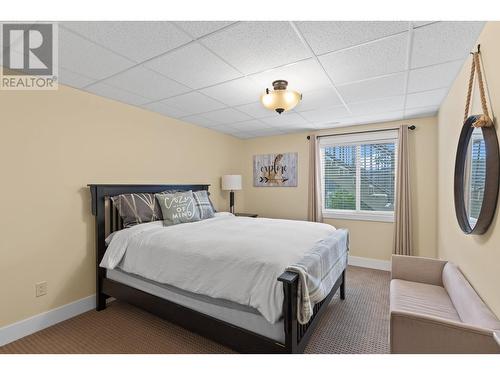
left=57, top=21, right=485, bottom=138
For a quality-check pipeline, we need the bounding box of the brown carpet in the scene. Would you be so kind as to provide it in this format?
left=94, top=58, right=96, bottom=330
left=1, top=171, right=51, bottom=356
left=0, top=266, right=390, bottom=354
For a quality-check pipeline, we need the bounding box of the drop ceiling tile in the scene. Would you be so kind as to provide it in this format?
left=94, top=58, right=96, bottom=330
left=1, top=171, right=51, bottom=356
left=319, top=33, right=408, bottom=84
left=62, top=22, right=192, bottom=62
left=349, top=96, right=405, bottom=116
left=200, top=77, right=262, bottom=106
left=405, top=105, right=440, bottom=119
left=406, top=88, right=449, bottom=109
left=250, top=59, right=331, bottom=93
left=297, top=21, right=409, bottom=55
left=336, top=73, right=406, bottom=103
left=261, top=112, right=309, bottom=127
left=211, top=125, right=240, bottom=134
left=180, top=114, right=220, bottom=128
left=101, top=66, right=189, bottom=101
left=413, top=21, right=437, bottom=28
left=159, top=92, right=226, bottom=114
left=295, top=86, right=343, bottom=112
left=298, top=106, right=350, bottom=123
left=310, top=122, right=343, bottom=130
left=229, top=119, right=270, bottom=131
left=252, top=128, right=285, bottom=137
left=411, top=21, right=484, bottom=68
left=59, top=28, right=135, bottom=80
left=144, top=43, right=242, bottom=89
left=339, top=111, right=404, bottom=127
left=141, top=102, right=191, bottom=118
left=407, top=60, right=464, bottom=93
left=85, top=82, right=150, bottom=106
left=58, top=68, right=96, bottom=88
left=274, top=124, right=316, bottom=133
left=202, top=21, right=311, bottom=74
left=201, top=108, right=251, bottom=125
left=174, top=21, right=236, bottom=38
left=235, top=102, right=276, bottom=119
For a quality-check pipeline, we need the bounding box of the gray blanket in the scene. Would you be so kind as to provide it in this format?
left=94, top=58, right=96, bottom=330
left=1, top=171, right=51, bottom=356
left=286, top=229, right=349, bottom=324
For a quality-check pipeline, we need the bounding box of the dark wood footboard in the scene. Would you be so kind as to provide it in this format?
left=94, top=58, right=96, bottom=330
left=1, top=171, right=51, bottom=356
left=89, top=184, right=346, bottom=354
left=279, top=269, right=345, bottom=353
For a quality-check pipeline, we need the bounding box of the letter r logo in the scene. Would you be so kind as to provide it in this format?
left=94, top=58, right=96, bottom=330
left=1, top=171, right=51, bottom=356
left=2, top=23, right=53, bottom=75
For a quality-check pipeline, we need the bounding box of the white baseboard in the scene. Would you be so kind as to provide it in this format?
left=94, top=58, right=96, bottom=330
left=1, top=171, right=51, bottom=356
left=348, top=255, right=391, bottom=271
left=0, top=294, right=95, bottom=347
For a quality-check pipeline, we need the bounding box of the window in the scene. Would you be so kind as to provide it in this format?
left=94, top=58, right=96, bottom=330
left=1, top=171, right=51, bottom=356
left=319, top=130, right=398, bottom=222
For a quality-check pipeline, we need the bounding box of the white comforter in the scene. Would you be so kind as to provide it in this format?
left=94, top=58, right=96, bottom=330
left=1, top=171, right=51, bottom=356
left=100, top=213, right=340, bottom=324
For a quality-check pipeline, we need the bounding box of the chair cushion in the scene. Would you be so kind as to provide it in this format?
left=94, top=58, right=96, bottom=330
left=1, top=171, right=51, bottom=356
left=442, top=263, right=500, bottom=330
left=390, top=279, right=461, bottom=322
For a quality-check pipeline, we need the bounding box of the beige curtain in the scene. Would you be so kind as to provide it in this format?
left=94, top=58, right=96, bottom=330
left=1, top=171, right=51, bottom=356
left=393, top=125, right=413, bottom=255
left=307, top=135, right=323, bottom=222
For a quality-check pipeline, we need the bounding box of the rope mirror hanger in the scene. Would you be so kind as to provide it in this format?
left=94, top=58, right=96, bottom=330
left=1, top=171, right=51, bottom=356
left=464, top=44, right=494, bottom=128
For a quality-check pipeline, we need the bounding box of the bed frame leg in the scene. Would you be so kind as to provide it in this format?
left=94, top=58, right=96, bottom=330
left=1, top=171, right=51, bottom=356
left=96, top=292, right=107, bottom=311
left=340, top=270, right=346, bottom=300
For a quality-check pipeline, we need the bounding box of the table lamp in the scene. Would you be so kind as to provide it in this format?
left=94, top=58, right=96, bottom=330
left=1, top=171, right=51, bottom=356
left=221, top=175, right=242, bottom=214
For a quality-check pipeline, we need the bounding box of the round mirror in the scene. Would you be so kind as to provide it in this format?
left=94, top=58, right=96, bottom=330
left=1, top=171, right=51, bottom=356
left=454, top=115, right=500, bottom=234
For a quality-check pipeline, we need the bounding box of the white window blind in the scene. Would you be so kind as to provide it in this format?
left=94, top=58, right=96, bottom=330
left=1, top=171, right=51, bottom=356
left=319, top=130, right=398, bottom=222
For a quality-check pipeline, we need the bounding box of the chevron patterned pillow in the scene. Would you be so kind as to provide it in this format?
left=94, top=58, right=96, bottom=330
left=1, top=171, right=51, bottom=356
left=110, top=193, right=163, bottom=228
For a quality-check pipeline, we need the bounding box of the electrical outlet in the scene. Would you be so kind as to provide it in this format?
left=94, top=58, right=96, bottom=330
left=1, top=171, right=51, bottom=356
left=35, top=281, right=47, bottom=297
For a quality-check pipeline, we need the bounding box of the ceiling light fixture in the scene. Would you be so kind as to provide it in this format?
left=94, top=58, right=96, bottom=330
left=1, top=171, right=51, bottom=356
left=260, top=80, right=302, bottom=114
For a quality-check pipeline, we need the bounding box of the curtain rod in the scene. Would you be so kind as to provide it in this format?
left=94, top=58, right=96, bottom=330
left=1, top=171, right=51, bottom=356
left=306, top=125, right=416, bottom=140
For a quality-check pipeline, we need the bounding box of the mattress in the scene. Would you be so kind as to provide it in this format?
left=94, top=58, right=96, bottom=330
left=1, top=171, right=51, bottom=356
left=106, top=268, right=285, bottom=343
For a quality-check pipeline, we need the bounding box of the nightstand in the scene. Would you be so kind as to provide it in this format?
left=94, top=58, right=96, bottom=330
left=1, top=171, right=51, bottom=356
left=235, top=213, right=258, bottom=218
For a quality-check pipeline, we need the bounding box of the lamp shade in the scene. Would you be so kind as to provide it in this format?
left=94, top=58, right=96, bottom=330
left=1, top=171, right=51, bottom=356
left=222, top=175, right=242, bottom=191
left=260, top=80, right=302, bottom=114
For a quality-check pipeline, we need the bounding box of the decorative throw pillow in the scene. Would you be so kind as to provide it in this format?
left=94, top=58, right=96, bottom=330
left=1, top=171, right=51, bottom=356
left=160, top=189, right=181, bottom=194
left=111, top=193, right=163, bottom=228
left=155, top=191, right=201, bottom=226
left=193, top=190, right=215, bottom=219
left=206, top=191, right=217, bottom=213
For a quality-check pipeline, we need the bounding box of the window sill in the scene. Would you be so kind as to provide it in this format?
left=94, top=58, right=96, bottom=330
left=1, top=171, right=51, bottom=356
left=322, top=211, right=395, bottom=223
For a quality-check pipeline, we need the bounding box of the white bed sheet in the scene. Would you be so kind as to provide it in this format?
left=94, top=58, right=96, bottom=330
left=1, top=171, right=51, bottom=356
left=101, top=212, right=343, bottom=324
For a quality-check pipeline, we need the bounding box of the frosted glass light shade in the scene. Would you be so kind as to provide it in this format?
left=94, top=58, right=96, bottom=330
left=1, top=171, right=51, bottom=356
left=261, top=90, right=301, bottom=113
left=260, top=80, right=302, bottom=114
left=222, top=175, right=242, bottom=191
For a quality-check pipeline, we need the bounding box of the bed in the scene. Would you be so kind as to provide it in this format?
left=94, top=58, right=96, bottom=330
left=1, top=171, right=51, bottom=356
left=89, top=184, right=348, bottom=353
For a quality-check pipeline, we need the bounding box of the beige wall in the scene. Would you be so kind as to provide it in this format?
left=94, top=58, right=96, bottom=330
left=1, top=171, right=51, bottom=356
left=241, top=117, right=438, bottom=261
left=438, top=22, right=500, bottom=317
left=0, top=85, right=243, bottom=327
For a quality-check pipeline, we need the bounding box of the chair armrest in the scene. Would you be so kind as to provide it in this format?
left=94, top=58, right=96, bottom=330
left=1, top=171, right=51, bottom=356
left=391, top=255, right=447, bottom=286
left=390, top=310, right=500, bottom=354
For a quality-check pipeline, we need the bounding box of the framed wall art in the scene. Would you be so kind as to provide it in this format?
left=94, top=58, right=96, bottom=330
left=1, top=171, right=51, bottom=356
left=253, top=152, right=298, bottom=187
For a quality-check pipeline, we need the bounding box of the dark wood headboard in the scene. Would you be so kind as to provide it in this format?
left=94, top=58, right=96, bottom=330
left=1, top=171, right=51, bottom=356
left=88, top=184, right=210, bottom=306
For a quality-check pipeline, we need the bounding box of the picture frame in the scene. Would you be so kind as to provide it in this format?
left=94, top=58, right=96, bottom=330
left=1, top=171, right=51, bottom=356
left=253, top=152, right=298, bottom=187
